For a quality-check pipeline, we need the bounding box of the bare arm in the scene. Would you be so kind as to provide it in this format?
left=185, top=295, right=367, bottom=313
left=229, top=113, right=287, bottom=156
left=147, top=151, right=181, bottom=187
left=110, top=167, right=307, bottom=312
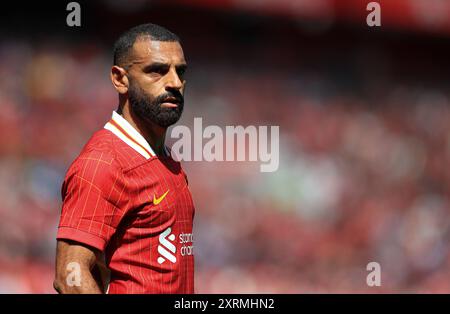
left=54, top=240, right=105, bottom=294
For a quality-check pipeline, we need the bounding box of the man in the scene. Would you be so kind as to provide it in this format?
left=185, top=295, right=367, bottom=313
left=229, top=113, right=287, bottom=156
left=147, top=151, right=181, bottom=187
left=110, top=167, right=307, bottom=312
left=53, top=23, right=195, bottom=294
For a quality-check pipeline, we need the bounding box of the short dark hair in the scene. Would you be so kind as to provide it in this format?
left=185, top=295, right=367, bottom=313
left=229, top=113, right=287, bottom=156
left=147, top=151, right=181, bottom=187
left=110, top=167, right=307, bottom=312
left=113, top=23, right=180, bottom=67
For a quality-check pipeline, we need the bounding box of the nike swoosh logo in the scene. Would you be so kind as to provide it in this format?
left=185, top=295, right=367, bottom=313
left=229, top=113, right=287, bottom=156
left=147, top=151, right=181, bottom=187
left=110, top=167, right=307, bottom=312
left=153, top=190, right=169, bottom=205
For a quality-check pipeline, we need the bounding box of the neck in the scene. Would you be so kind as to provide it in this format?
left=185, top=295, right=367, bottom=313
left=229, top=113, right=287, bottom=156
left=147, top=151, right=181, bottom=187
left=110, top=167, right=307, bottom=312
left=118, top=102, right=167, bottom=156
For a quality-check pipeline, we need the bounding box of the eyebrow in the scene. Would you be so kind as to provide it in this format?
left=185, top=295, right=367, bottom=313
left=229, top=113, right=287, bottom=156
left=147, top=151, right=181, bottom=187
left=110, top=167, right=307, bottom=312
left=141, top=62, right=188, bottom=72
left=176, top=63, right=188, bottom=71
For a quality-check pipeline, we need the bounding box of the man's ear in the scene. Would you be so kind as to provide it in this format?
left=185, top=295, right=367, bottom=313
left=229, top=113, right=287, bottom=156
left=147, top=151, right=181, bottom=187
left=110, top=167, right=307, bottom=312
left=111, top=66, right=129, bottom=94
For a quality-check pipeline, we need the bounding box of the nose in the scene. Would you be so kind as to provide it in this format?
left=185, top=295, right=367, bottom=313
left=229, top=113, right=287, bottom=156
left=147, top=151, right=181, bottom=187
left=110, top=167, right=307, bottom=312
left=165, top=67, right=183, bottom=91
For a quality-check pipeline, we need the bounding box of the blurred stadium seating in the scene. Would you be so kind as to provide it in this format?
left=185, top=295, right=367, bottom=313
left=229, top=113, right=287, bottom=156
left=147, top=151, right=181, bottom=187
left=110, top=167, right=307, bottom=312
left=0, top=0, right=449, bottom=293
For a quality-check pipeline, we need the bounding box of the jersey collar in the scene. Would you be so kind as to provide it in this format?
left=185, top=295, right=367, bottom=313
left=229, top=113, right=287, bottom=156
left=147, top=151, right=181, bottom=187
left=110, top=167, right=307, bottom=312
left=104, top=111, right=157, bottom=159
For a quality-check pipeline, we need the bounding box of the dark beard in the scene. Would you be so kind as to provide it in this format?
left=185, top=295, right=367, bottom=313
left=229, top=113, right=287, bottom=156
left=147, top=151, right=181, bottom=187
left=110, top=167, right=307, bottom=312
left=128, top=81, right=184, bottom=128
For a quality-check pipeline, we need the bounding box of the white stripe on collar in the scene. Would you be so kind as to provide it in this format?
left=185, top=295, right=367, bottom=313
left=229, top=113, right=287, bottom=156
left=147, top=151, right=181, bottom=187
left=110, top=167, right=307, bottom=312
left=104, top=111, right=155, bottom=159
left=104, top=111, right=172, bottom=159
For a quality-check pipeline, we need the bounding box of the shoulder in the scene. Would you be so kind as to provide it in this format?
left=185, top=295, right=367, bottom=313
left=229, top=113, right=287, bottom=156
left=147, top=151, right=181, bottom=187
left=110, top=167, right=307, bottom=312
left=64, top=129, right=124, bottom=185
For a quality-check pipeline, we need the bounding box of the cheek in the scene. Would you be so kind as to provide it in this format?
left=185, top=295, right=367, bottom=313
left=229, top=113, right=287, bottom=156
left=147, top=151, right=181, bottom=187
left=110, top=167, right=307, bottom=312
left=140, top=82, right=162, bottom=99
left=139, top=74, right=163, bottom=93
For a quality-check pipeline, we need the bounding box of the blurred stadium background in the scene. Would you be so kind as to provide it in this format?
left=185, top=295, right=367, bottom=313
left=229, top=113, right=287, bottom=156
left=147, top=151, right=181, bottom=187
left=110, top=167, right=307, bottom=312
left=1, top=0, right=450, bottom=293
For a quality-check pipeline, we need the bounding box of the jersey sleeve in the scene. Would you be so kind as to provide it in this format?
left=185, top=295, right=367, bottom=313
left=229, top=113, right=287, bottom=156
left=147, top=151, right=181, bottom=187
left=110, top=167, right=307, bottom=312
left=57, top=150, right=127, bottom=251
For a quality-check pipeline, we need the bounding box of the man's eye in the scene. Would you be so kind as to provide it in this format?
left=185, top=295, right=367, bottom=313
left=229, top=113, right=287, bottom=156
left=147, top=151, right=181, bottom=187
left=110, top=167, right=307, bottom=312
left=144, top=66, right=168, bottom=75
left=177, top=68, right=186, bottom=78
left=155, top=68, right=168, bottom=74
left=151, top=69, right=164, bottom=75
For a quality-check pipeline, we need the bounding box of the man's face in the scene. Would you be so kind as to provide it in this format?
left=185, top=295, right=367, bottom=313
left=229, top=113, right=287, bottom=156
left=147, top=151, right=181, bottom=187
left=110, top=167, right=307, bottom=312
left=126, top=38, right=187, bottom=128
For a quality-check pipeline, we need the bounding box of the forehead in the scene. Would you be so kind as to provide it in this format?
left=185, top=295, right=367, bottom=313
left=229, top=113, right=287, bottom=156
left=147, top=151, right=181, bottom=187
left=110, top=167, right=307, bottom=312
left=131, top=37, right=185, bottom=64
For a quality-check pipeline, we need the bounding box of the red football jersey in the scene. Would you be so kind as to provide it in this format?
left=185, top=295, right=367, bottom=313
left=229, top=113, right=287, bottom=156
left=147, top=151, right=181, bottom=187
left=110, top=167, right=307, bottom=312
left=57, top=111, right=195, bottom=294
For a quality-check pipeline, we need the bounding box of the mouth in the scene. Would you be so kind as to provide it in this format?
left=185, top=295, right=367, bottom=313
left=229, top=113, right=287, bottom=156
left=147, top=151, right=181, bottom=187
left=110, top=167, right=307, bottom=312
left=161, top=102, right=178, bottom=108
left=160, top=97, right=181, bottom=108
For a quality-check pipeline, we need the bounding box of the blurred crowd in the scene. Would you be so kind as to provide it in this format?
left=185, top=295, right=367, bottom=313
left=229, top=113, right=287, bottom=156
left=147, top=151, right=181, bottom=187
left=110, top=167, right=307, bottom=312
left=1, top=13, right=450, bottom=293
